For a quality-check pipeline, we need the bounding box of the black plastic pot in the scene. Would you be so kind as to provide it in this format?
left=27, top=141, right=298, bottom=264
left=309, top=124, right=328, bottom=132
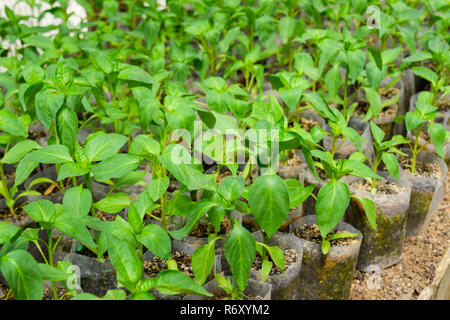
left=399, top=149, right=448, bottom=237
left=344, top=172, right=411, bottom=271
left=183, top=276, right=272, bottom=300
left=289, top=215, right=362, bottom=300
left=65, top=241, right=116, bottom=297
left=250, top=231, right=303, bottom=300
left=323, top=118, right=375, bottom=163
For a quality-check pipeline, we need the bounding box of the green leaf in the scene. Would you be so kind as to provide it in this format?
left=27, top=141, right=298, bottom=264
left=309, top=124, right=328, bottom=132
left=279, top=16, right=296, bottom=44
left=63, top=186, right=92, bottom=218
left=381, top=153, right=400, bottom=180
left=225, top=221, right=256, bottom=292
left=84, top=133, right=128, bottom=162
left=369, top=121, right=385, bottom=143
left=0, top=250, right=43, bottom=300
left=343, top=160, right=384, bottom=180
left=218, top=176, right=245, bottom=202
left=14, top=160, right=39, bottom=186
left=155, top=270, right=213, bottom=296
left=23, top=200, right=56, bottom=223
left=88, top=50, right=113, bottom=74
left=248, top=175, right=290, bottom=238
left=94, top=192, right=130, bottom=214
left=91, top=154, right=140, bottom=182
left=285, top=179, right=314, bottom=209
left=169, top=201, right=217, bottom=240
left=24, top=145, right=73, bottom=164
left=57, top=162, right=89, bottom=181
left=367, top=47, right=383, bottom=70
left=137, top=224, right=171, bottom=259
left=0, top=109, right=27, bottom=137
left=55, top=213, right=97, bottom=250
left=71, top=293, right=102, bottom=300
left=0, top=222, right=21, bottom=245
left=352, top=196, right=377, bottom=230
left=56, top=107, right=78, bottom=154
left=146, top=177, right=170, bottom=202
left=38, top=264, right=70, bottom=281
left=405, top=112, right=426, bottom=132
left=108, top=239, right=142, bottom=290
left=182, top=166, right=217, bottom=191
left=412, top=66, right=438, bottom=86
left=316, top=181, right=350, bottom=237
left=118, top=65, right=154, bottom=85
left=428, top=123, right=446, bottom=158
left=192, top=238, right=219, bottom=285
left=35, top=90, right=65, bottom=129
left=102, top=289, right=127, bottom=300
left=2, top=140, right=40, bottom=164
left=115, top=171, right=146, bottom=187
left=129, top=135, right=160, bottom=156
left=23, top=65, right=44, bottom=83
left=325, top=64, right=342, bottom=98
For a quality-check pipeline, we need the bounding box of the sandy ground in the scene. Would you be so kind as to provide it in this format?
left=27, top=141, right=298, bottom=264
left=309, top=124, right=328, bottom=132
left=350, top=171, right=450, bottom=300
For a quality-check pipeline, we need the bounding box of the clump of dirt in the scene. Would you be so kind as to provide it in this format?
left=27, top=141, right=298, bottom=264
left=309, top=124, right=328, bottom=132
left=293, top=223, right=358, bottom=246
left=399, top=157, right=442, bottom=179
left=437, top=100, right=450, bottom=112
left=354, top=102, right=396, bottom=119
left=43, top=287, right=71, bottom=300
left=350, top=171, right=450, bottom=300
left=0, top=202, right=30, bottom=224
left=98, top=212, right=117, bottom=221
left=252, top=248, right=299, bottom=276
left=190, top=217, right=231, bottom=237
left=299, top=117, right=321, bottom=131
left=283, top=150, right=302, bottom=167
left=144, top=251, right=194, bottom=278
left=381, top=86, right=400, bottom=99
left=350, top=179, right=407, bottom=194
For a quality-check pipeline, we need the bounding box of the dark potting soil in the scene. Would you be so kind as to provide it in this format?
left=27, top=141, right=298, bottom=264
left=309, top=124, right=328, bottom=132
left=293, top=223, right=357, bottom=247
left=350, top=179, right=407, bottom=194
left=299, top=117, right=321, bottom=131
left=190, top=217, right=231, bottom=237
left=282, top=149, right=302, bottom=167
left=252, top=248, right=299, bottom=276
left=381, top=86, right=400, bottom=99
left=242, top=219, right=259, bottom=233
left=399, top=157, right=442, bottom=179
left=28, top=128, right=46, bottom=141
left=43, top=287, right=71, bottom=300
left=354, top=101, right=396, bottom=119
left=211, top=293, right=263, bottom=300
left=144, top=251, right=194, bottom=278
left=0, top=202, right=29, bottom=223
left=0, top=282, right=12, bottom=300
left=437, top=100, right=450, bottom=112
left=98, top=212, right=117, bottom=222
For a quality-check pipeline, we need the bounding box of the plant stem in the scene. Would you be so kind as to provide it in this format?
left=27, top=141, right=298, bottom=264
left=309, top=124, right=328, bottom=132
left=411, top=128, right=420, bottom=174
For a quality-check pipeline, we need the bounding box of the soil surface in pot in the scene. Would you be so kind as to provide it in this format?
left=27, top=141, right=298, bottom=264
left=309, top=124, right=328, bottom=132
left=288, top=116, right=321, bottom=131
left=0, top=202, right=30, bottom=223
left=189, top=217, right=231, bottom=237
left=350, top=179, right=407, bottom=194
left=144, top=251, right=194, bottom=278
left=0, top=283, right=71, bottom=300
left=211, top=293, right=263, bottom=300
left=350, top=171, right=450, bottom=300
left=252, top=249, right=299, bottom=276
left=398, top=157, right=442, bottom=179
left=280, top=149, right=302, bottom=167
left=293, top=223, right=358, bottom=247
left=354, top=102, right=396, bottom=119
